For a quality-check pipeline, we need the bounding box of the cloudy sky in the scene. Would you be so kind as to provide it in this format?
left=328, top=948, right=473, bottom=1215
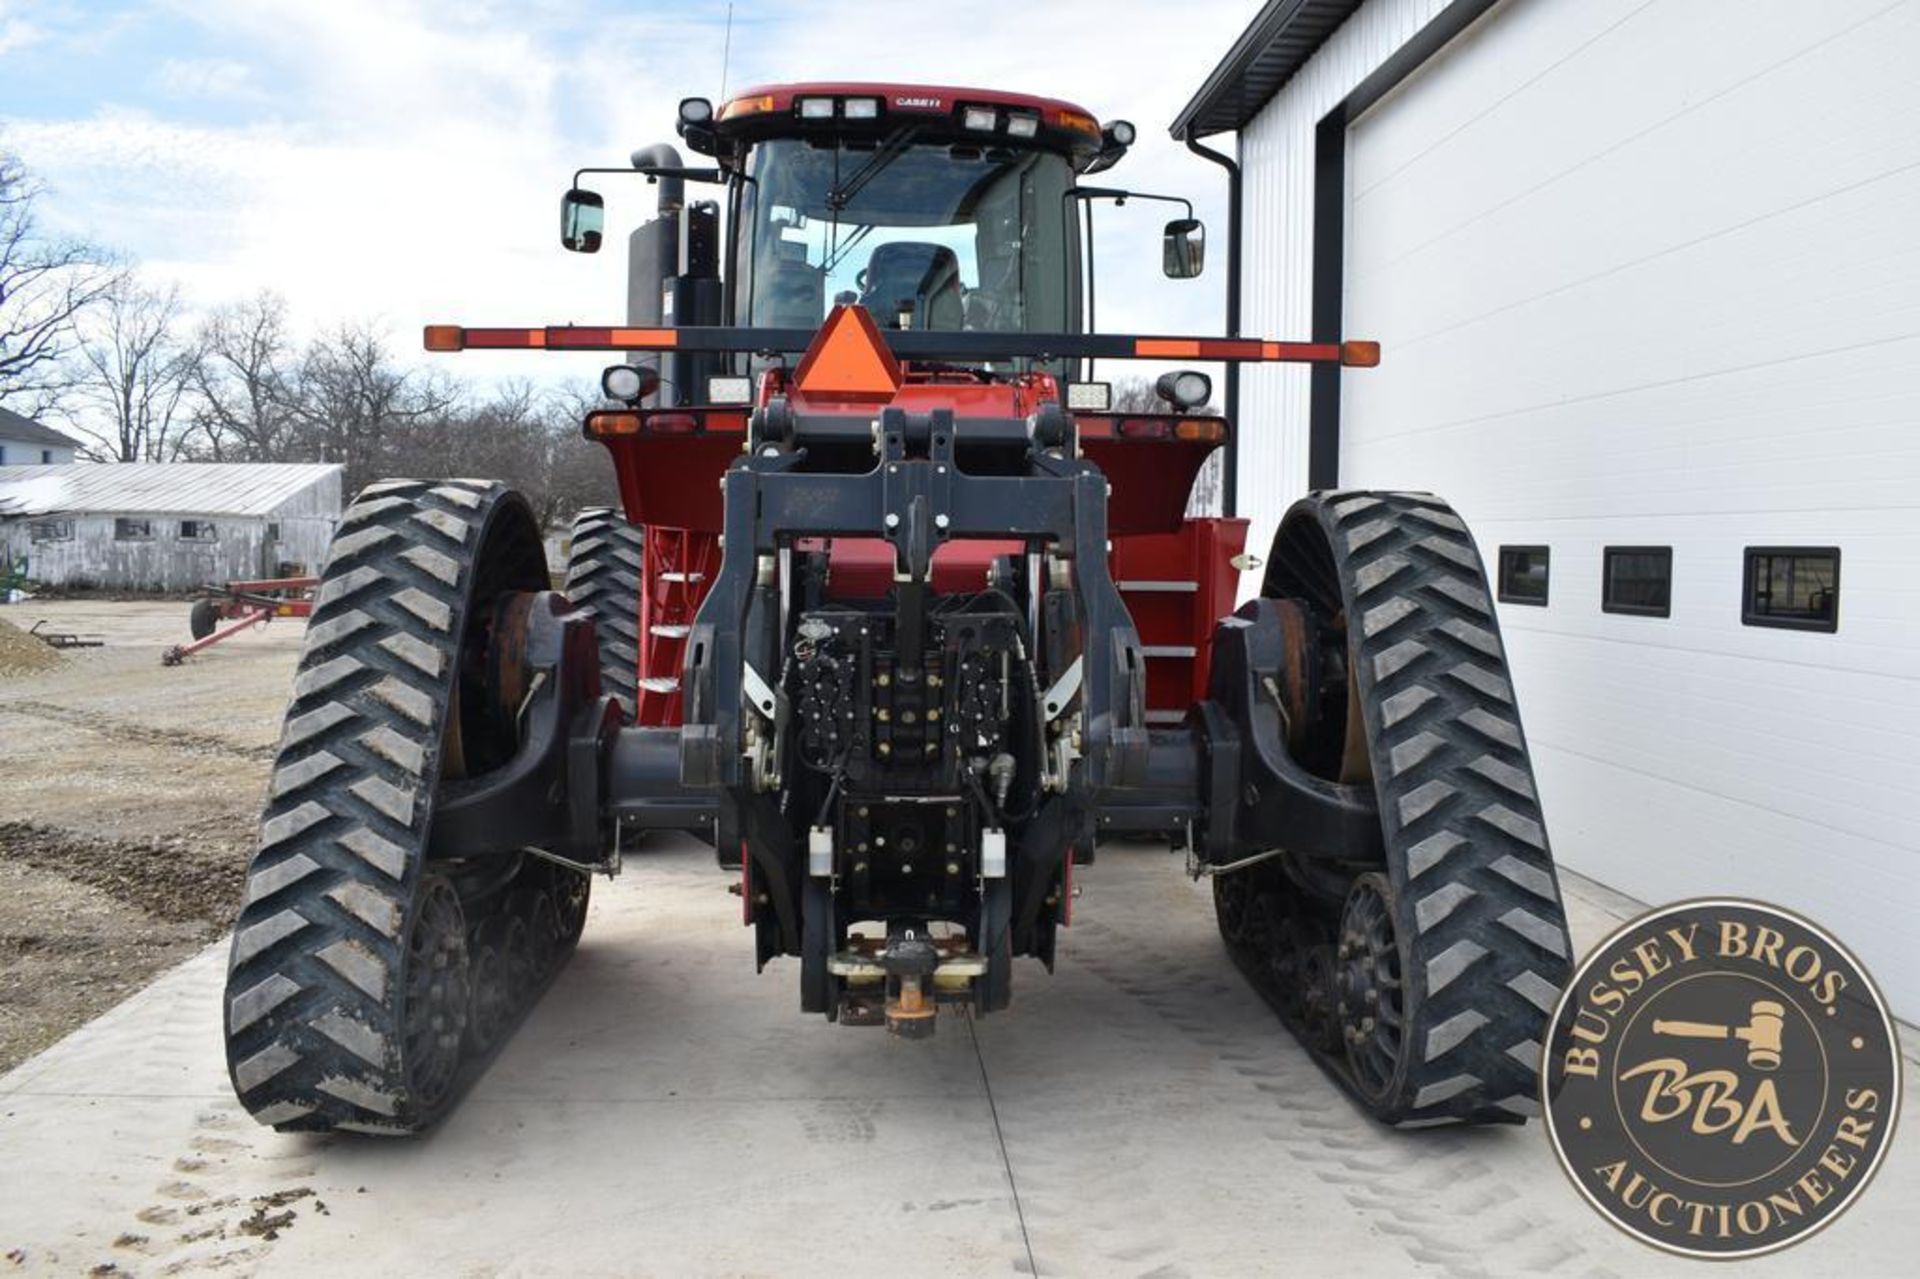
left=0, top=0, right=1258, bottom=388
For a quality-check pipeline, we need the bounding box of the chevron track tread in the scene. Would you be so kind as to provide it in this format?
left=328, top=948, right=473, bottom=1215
left=221, top=479, right=561, bottom=1135
left=1239, top=490, right=1573, bottom=1127
left=563, top=507, right=643, bottom=720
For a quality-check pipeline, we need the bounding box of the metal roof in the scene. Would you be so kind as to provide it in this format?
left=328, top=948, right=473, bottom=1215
left=0, top=405, right=84, bottom=451
left=0, top=463, right=341, bottom=519
left=1170, top=0, right=1365, bottom=139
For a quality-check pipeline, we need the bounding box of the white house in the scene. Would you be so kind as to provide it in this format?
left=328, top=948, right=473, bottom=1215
left=0, top=463, right=342, bottom=592
left=1175, top=0, right=1920, bottom=1017
left=0, top=406, right=79, bottom=466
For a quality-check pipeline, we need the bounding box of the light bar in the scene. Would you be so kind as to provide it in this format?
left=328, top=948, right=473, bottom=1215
left=423, top=323, right=1379, bottom=368
left=962, top=106, right=997, bottom=132
left=798, top=96, right=834, bottom=120
left=1006, top=113, right=1039, bottom=139
left=843, top=97, right=881, bottom=120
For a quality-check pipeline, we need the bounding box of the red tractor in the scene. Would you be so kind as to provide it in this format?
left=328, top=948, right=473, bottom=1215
left=222, top=83, right=1571, bottom=1134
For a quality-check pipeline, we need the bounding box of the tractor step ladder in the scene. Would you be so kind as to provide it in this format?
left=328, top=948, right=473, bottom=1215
left=635, top=526, right=722, bottom=726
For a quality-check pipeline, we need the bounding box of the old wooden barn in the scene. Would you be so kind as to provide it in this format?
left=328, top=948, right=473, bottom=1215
left=0, top=463, right=342, bottom=592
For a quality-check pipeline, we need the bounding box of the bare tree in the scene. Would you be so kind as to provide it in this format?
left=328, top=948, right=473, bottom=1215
left=540, top=381, right=620, bottom=525
left=62, top=278, right=203, bottom=462
left=381, top=381, right=618, bottom=527
left=0, top=148, right=118, bottom=414
left=290, top=322, right=455, bottom=491
left=188, top=292, right=299, bottom=461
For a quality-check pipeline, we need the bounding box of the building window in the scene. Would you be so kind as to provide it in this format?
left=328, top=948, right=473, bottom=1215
left=1497, top=546, right=1550, bottom=606
left=266, top=522, right=282, bottom=540
left=41, top=449, right=53, bottom=464
left=1744, top=547, right=1839, bottom=632
left=114, top=517, right=154, bottom=540
left=179, top=519, right=218, bottom=541
left=0, top=445, right=7, bottom=464
left=29, top=519, right=72, bottom=542
left=1602, top=546, right=1672, bottom=617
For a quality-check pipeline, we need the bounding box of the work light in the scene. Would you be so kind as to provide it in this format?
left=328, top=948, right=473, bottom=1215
left=1156, top=369, right=1212, bottom=410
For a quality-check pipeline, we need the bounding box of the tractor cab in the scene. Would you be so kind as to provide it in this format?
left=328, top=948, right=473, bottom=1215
left=561, top=83, right=1199, bottom=400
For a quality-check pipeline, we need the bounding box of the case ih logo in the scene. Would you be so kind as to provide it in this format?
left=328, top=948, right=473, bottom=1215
left=1543, top=899, right=1900, bottom=1258
left=893, top=96, right=942, bottom=109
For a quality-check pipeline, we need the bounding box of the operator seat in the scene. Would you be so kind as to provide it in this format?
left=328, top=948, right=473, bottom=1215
left=859, top=242, right=964, bottom=329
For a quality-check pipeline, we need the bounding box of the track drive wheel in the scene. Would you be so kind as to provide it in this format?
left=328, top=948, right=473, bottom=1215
left=222, top=478, right=556, bottom=1134
left=1247, top=490, right=1573, bottom=1126
left=564, top=507, right=643, bottom=721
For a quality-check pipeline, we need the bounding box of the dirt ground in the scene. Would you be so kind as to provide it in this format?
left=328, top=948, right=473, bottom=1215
left=0, top=600, right=300, bottom=1072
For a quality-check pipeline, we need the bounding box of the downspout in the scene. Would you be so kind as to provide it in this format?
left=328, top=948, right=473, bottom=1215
left=1183, top=135, right=1242, bottom=517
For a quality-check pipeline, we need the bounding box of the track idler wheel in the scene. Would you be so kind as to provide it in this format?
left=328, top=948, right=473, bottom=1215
left=1334, top=873, right=1406, bottom=1102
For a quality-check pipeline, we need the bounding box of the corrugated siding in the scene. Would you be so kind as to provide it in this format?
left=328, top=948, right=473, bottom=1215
left=1336, top=0, right=1920, bottom=1016
left=1236, top=0, right=1451, bottom=573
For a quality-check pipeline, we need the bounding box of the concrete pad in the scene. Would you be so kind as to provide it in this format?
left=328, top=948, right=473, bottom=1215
left=1, top=840, right=1913, bottom=1277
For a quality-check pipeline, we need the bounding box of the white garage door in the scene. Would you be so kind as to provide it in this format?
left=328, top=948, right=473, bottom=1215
left=1338, top=0, right=1920, bottom=1016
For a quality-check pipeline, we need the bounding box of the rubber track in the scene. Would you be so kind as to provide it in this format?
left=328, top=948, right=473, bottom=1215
left=222, top=478, right=535, bottom=1134
left=564, top=508, right=643, bottom=720
left=1250, top=490, right=1573, bottom=1125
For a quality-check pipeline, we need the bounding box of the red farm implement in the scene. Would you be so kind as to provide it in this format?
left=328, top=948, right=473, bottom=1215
left=163, top=576, right=316, bottom=666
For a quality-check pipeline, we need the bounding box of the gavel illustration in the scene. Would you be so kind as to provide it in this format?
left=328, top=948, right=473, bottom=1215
left=1652, top=1000, right=1786, bottom=1071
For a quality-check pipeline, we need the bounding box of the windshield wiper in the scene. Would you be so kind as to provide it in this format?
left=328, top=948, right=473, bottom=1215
left=826, top=125, right=922, bottom=212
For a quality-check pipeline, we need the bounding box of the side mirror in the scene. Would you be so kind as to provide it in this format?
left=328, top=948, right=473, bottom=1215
left=1163, top=218, right=1205, bottom=279
left=561, top=187, right=605, bottom=253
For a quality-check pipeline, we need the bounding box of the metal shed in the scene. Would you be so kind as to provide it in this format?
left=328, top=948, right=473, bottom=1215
left=0, top=463, right=342, bottom=592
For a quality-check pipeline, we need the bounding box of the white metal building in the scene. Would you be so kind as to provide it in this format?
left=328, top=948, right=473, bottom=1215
left=0, top=406, right=79, bottom=467
left=1176, top=0, right=1920, bottom=1017
left=0, top=463, right=342, bottom=592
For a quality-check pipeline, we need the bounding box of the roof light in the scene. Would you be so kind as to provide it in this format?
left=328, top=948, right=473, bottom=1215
left=707, top=375, right=753, bottom=404
left=719, top=94, right=775, bottom=120
left=1006, top=113, right=1039, bottom=139
left=1065, top=382, right=1111, bottom=411
left=1105, top=120, right=1137, bottom=147
left=843, top=97, right=881, bottom=120
left=962, top=105, right=998, bottom=132
left=798, top=96, right=835, bottom=120
left=1155, top=369, right=1212, bottom=410
left=1052, top=108, right=1100, bottom=136
left=678, top=97, right=714, bottom=125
